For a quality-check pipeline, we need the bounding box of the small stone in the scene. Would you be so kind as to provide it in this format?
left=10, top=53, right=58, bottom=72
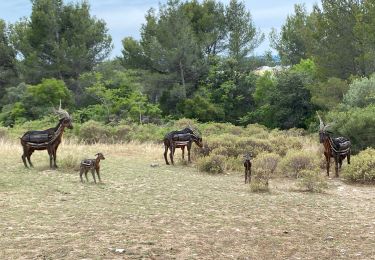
left=325, top=236, right=334, bottom=241
left=283, top=231, right=289, bottom=234
left=115, top=249, right=125, bottom=253
left=150, top=163, right=159, bottom=167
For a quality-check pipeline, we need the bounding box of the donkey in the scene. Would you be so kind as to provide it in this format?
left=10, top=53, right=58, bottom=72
left=80, top=153, right=105, bottom=183
left=244, top=153, right=252, bottom=184
left=20, top=102, right=73, bottom=169
left=163, top=127, right=203, bottom=165
left=317, top=113, right=351, bottom=177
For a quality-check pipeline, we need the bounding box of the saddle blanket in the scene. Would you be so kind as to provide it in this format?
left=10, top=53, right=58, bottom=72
left=23, top=133, right=52, bottom=143
left=174, top=141, right=190, bottom=146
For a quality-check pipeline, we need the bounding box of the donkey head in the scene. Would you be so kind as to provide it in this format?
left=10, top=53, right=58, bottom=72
left=55, top=101, right=73, bottom=129
left=95, top=153, right=105, bottom=160
left=317, top=112, right=330, bottom=143
left=189, top=126, right=203, bottom=148
left=243, top=153, right=252, bottom=162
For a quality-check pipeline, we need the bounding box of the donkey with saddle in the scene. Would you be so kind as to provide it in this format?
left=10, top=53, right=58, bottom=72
left=317, top=113, right=351, bottom=177
left=163, top=127, right=203, bottom=165
left=20, top=102, right=73, bottom=169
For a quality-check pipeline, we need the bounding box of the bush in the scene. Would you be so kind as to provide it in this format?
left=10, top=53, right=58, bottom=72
left=268, top=133, right=304, bottom=156
left=78, top=120, right=112, bottom=144
left=342, top=148, right=375, bottom=183
left=250, top=152, right=281, bottom=193
left=113, top=124, right=133, bottom=142
left=327, top=105, right=375, bottom=153
left=342, top=74, right=375, bottom=108
left=250, top=178, right=270, bottom=192
left=59, top=153, right=81, bottom=171
left=297, top=169, right=328, bottom=192
left=253, top=152, right=281, bottom=176
left=279, top=150, right=318, bottom=178
left=0, top=127, right=8, bottom=139
left=197, top=154, right=225, bottom=174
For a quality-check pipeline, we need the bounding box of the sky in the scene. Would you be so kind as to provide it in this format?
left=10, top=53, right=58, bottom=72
left=0, top=0, right=319, bottom=58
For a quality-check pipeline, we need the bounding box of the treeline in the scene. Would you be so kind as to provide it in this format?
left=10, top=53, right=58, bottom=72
left=0, top=0, right=374, bottom=149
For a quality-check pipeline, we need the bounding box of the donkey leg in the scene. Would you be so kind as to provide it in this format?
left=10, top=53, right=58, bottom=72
left=85, top=170, right=89, bottom=182
left=80, top=168, right=84, bottom=183
left=187, top=143, right=192, bottom=163
left=181, top=147, right=185, bottom=160
left=164, top=145, right=170, bottom=165
left=22, top=153, right=28, bottom=168
left=325, top=154, right=330, bottom=177
left=53, top=149, right=58, bottom=168
left=91, top=168, right=97, bottom=184
left=245, top=170, right=248, bottom=184
left=96, top=168, right=102, bottom=183
left=347, top=151, right=351, bottom=164
left=27, top=155, right=34, bottom=168
left=170, top=146, right=175, bottom=165
left=47, top=148, right=54, bottom=169
left=335, top=156, right=339, bottom=177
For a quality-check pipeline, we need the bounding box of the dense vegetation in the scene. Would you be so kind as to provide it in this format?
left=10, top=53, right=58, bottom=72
left=0, top=0, right=374, bottom=152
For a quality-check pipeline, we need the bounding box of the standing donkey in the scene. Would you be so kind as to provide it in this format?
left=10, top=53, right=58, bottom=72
left=317, top=113, right=351, bottom=177
left=163, top=127, right=203, bottom=165
left=20, top=102, right=73, bottom=169
left=244, top=153, right=252, bottom=184
left=80, top=153, right=105, bottom=183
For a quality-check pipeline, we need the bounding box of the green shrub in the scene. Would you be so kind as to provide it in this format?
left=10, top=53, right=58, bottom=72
left=59, top=153, right=81, bottom=171
left=253, top=152, right=281, bottom=177
left=250, top=178, right=270, bottom=192
left=268, top=134, right=304, bottom=156
left=78, top=120, right=112, bottom=144
left=239, top=137, right=273, bottom=156
left=224, top=156, right=243, bottom=172
left=245, top=123, right=269, bottom=137
left=250, top=152, right=281, bottom=193
left=327, top=105, right=375, bottom=153
left=113, top=125, right=133, bottom=142
left=343, top=148, right=375, bottom=183
left=279, top=150, right=318, bottom=178
left=0, top=127, right=8, bottom=139
left=197, top=154, right=225, bottom=174
left=297, top=169, right=328, bottom=192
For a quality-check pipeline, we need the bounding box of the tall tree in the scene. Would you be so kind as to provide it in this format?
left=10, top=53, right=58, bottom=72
left=225, top=0, right=264, bottom=65
left=10, top=0, right=112, bottom=84
left=310, top=0, right=361, bottom=79
left=270, top=4, right=310, bottom=65
left=182, top=0, right=227, bottom=56
left=0, top=19, right=17, bottom=103
left=354, top=0, right=375, bottom=76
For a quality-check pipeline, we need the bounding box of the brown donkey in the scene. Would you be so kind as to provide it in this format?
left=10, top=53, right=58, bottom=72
left=244, top=153, right=252, bottom=184
left=80, top=153, right=106, bottom=183
left=20, top=102, right=73, bottom=169
left=317, top=113, right=351, bottom=177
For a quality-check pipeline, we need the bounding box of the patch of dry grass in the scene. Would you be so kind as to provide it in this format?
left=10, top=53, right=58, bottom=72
left=0, top=140, right=375, bottom=259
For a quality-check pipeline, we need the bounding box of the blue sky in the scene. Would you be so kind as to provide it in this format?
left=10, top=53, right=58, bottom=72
left=0, top=0, right=319, bottom=58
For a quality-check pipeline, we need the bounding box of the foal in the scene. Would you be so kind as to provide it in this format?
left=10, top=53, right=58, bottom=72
left=80, top=153, right=105, bottom=183
left=244, top=153, right=252, bottom=184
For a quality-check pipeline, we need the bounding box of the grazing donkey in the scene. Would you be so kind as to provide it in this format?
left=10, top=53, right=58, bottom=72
left=163, top=127, right=203, bottom=165
left=244, top=153, right=252, bottom=184
left=20, top=102, right=73, bottom=169
left=317, top=113, right=351, bottom=177
left=80, top=153, right=105, bottom=183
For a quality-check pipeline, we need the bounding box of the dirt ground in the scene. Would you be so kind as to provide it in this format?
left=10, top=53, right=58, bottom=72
left=0, top=141, right=374, bottom=259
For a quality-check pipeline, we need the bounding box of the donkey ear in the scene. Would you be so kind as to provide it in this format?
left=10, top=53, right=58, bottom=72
left=95, top=153, right=99, bottom=156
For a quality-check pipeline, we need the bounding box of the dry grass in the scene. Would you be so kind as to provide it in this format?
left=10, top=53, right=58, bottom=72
left=0, top=139, right=375, bottom=259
